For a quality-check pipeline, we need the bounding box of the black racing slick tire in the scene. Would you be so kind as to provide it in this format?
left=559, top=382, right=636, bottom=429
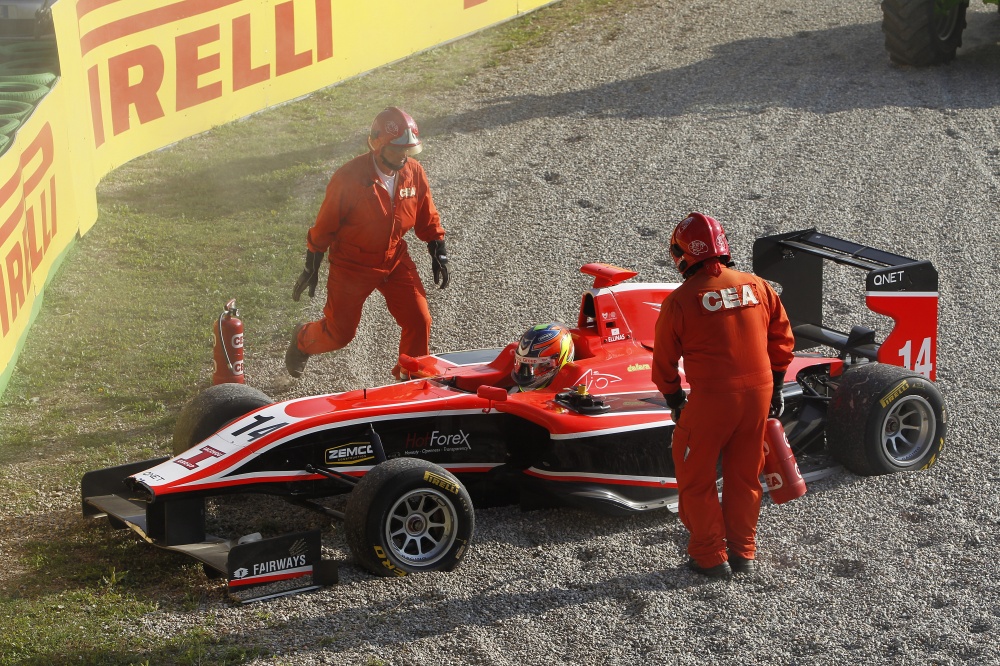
left=172, top=383, right=273, bottom=455
left=881, top=0, right=968, bottom=66
left=826, top=364, right=945, bottom=477
left=345, top=457, right=475, bottom=577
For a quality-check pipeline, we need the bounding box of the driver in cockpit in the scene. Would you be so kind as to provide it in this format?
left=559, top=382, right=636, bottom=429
left=510, top=322, right=575, bottom=392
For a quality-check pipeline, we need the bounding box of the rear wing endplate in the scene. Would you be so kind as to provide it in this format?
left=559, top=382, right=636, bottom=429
left=753, top=229, right=939, bottom=380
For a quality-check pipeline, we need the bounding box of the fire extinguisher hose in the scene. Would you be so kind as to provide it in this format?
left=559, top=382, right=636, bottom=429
left=218, top=311, right=234, bottom=371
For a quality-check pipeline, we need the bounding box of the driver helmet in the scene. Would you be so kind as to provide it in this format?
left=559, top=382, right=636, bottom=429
left=512, top=323, right=575, bottom=392
left=669, top=212, right=734, bottom=278
left=368, top=106, right=423, bottom=160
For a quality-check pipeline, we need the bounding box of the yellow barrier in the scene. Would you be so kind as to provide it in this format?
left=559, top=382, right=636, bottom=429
left=0, top=0, right=557, bottom=394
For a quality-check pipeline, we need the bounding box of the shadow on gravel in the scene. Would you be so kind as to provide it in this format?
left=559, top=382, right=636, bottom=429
left=250, top=566, right=723, bottom=659
left=442, top=17, right=1000, bottom=133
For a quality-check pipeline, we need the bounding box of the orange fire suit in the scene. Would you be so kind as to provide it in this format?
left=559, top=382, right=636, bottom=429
left=296, top=152, right=445, bottom=377
left=652, top=265, right=794, bottom=569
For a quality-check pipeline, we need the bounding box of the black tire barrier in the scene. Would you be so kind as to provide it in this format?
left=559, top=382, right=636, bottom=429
left=0, top=81, right=48, bottom=102
left=0, top=39, right=58, bottom=60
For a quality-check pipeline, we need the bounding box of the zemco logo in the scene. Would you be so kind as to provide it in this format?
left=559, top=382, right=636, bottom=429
left=325, top=442, right=375, bottom=465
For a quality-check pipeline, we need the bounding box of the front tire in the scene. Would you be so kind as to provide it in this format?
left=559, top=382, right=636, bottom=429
left=881, top=0, right=968, bottom=66
left=345, top=457, right=475, bottom=577
left=827, top=364, right=945, bottom=476
left=172, top=383, right=273, bottom=455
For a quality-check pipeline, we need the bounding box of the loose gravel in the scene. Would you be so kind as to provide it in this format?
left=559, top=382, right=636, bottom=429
left=20, top=0, right=1000, bottom=663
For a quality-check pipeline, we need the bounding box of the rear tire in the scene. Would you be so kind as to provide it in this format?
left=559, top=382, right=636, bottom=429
left=827, top=364, right=945, bottom=476
left=345, top=457, right=475, bottom=577
left=881, top=0, right=968, bottom=66
left=172, top=383, right=273, bottom=455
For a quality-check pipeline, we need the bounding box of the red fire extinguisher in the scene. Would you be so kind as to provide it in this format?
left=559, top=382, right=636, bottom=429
left=212, top=298, right=244, bottom=385
left=762, top=418, right=806, bottom=504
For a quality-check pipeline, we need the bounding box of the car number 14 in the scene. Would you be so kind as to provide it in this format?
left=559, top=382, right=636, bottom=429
left=898, top=336, right=933, bottom=379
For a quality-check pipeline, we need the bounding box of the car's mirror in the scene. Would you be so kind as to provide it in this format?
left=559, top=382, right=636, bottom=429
left=477, top=385, right=508, bottom=402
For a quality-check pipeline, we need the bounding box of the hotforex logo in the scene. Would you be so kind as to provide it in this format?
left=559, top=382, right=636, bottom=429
left=405, top=429, right=471, bottom=453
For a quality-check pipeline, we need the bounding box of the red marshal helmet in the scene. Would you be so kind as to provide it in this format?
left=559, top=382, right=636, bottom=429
left=669, top=212, right=733, bottom=277
left=368, top=106, right=423, bottom=156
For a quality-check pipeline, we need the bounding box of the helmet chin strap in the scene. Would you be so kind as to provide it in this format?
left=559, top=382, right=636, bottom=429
left=378, top=150, right=407, bottom=173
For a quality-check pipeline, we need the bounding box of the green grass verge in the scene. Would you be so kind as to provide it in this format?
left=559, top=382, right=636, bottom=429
left=0, top=0, right=645, bottom=662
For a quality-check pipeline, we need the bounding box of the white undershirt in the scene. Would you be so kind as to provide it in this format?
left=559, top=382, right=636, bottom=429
left=373, top=156, right=396, bottom=203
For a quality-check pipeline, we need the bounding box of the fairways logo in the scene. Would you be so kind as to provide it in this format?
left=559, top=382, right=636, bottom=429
left=231, top=537, right=310, bottom=580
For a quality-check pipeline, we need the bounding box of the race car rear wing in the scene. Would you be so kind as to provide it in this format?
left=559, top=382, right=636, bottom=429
left=753, top=229, right=939, bottom=380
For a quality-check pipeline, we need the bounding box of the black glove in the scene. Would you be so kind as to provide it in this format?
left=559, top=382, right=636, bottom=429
left=292, top=250, right=324, bottom=301
left=769, top=370, right=785, bottom=418
left=427, top=240, right=449, bottom=289
left=664, top=388, right=687, bottom=424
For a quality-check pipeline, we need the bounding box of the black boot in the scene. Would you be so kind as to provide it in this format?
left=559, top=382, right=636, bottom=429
left=687, top=559, right=733, bottom=580
left=285, top=325, right=310, bottom=378
left=728, top=553, right=757, bottom=576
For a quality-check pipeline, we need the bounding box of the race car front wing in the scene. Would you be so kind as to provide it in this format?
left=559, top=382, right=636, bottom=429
left=81, top=458, right=338, bottom=603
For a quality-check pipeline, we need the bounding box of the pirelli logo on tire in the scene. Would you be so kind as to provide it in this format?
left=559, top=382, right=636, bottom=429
left=879, top=379, right=909, bottom=408
left=424, top=470, right=460, bottom=495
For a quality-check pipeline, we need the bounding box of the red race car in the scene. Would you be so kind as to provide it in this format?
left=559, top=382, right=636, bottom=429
left=82, top=229, right=946, bottom=602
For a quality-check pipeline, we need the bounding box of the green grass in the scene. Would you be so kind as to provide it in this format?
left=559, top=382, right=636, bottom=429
left=0, top=0, right=645, bottom=662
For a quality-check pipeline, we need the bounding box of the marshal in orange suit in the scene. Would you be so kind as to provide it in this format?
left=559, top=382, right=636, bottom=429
left=652, top=213, right=794, bottom=579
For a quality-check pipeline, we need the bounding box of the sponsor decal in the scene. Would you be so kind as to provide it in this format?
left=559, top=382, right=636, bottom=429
left=700, top=284, right=760, bottom=313
left=398, top=186, right=415, bottom=198
left=174, top=445, right=225, bottom=470
left=603, top=333, right=629, bottom=343
left=231, top=537, right=310, bottom=580
left=872, top=270, right=904, bottom=287
left=325, top=442, right=375, bottom=465
left=716, top=233, right=726, bottom=251
left=374, top=546, right=407, bottom=577
left=424, top=470, right=461, bottom=495
left=627, top=363, right=650, bottom=372
left=879, top=379, right=910, bottom=408
left=764, top=472, right=783, bottom=491
left=405, top=429, right=471, bottom=453
left=577, top=368, right=623, bottom=391
left=83, top=0, right=336, bottom=149
left=0, top=124, right=59, bottom=341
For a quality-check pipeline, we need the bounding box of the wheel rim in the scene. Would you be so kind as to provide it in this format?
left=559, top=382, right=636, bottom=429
left=934, top=6, right=960, bottom=41
left=880, top=395, right=935, bottom=467
left=384, top=488, right=458, bottom=567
